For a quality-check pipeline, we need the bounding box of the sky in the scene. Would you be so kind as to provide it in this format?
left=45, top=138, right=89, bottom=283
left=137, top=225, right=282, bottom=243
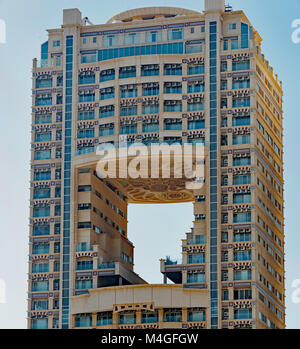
left=0, top=0, right=299, bottom=329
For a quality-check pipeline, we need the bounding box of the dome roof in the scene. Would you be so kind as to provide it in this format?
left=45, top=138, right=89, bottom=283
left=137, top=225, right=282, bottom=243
left=106, top=6, right=200, bottom=24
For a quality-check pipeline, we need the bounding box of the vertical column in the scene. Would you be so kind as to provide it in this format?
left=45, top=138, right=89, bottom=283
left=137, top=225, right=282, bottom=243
left=208, top=21, right=219, bottom=329
left=61, top=35, right=74, bottom=329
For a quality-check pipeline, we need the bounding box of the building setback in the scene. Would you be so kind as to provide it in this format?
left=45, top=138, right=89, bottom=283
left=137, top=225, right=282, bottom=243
left=28, top=0, right=285, bottom=329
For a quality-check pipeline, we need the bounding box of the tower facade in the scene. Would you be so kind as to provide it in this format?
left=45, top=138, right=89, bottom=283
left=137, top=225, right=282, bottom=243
left=28, top=1, right=285, bottom=329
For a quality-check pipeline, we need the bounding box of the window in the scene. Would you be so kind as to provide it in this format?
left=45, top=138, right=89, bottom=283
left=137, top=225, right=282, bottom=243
left=99, top=123, right=114, bottom=136
left=233, top=175, right=251, bottom=185
left=221, top=61, right=227, bottom=72
left=31, top=319, right=48, bottom=329
left=121, top=105, right=138, bottom=116
left=188, top=253, right=205, bottom=264
left=234, top=269, right=252, bottom=281
left=35, top=94, right=52, bottom=106
left=163, top=308, right=182, bottom=322
left=234, top=250, right=252, bottom=261
left=33, top=223, right=50, bottom=236
left=119, top=66, right=136, bottom=79
left=232, top=97, right=250, bottom=108
left=188, top=309, right=205, bottom=322
left=228, top=23, right=237, bottom=30
left=75, top=279, right=92, bottom=289
left=233, top=155, right=251, bottom=166
left=141, top=310, right=159, bottom=323
left=32, top=262, right=49, bottom=273
left=188, top=81, right=205, bottom=93
left=142, top=120, right=159, bottom=133
left=78, top=185, right=91, bottom=192
left=164, top=100, right=182, bottom=113
left=232, top=60, right=250, bottom=71
left=233, top=212, right=251, bottom=223
left=234, top=289, right=252, bottom=300
left=78, top=92, right=95, bottom=103
left=97, top=312, right=113, bottom=326
left=78, top=111, right=95, bottom=121
left=77, top=129, right=94, bottom=139
left=143, top=83, right=159, bottom=96
left=164, top=82, right=182, bottom=94
left=100, top=69, right=115, bottom=82
left=119, top=311, right=136, bottom=324
left=164, top=64, right=182, bottom=76
left=185, top=43, right=203, bottom=54
left=164, top=119, right=182, bottom=131
left=146, top=30, right=162, bottom=43
left=102, top=34, right=119, bottom=47
left=124, top=33, right=140, bottom=45
left=233, top=78, right=250, bottom=89
left=53, top=40, right=60, bottom=47
left=32, top=280, right=49, bottom=292
left=187, top=272, right=205, bottom=284
left=78, top=72, right=95, bottom=85
left=76, top=260, right=93, bottom=270
left=100, top=87, right=114, bottom=100
left=32, top=300, right=48, bottom=311
left=33, top=204, right=50, bottom=218
left=167, top=28, right=183, bottom=40
left=120, top=124, right=137, bottom=135
left=120, top=85, right=138, bottom=98
left=241, top=23, right=249, bottom=49
left=187, top=99, right=204, bottom=112
left=233, top=192, right=251, bottom=204
left=234, top=308, right=252, bottom=320
left=81, top=54, right=96, bottom=64
left=33, top=186, right=50, bottom=199
left=232, top=115, right=250, bottom=126
left=141, top=64, right=159, bottom=76
left=75, top=314, right=92, bottom=327
left=234, top=230, right=251, bottom=242
left=36, top=76, right=52, bottom=89
left=34, top=113, right=52, bottom=124
left=99, top=105, right=114, bottom=118
left=188, top=119, right=205, bottom=130
left=188, top=63, right=204, bottom=75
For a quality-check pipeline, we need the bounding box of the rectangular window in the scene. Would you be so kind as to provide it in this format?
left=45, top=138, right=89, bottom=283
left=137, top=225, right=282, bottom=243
left=228, top=23, right=237, bottom=30
left=167, top=28, right=183, bottom=40
left=102, top=34, right=119, bottom=47
left=145, top=30, right=162, bottom=43
left=124, top=33, right=140, bottom=45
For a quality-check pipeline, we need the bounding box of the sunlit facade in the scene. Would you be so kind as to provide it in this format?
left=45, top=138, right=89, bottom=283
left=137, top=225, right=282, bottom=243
left=28, top=0, right=285, bottom=329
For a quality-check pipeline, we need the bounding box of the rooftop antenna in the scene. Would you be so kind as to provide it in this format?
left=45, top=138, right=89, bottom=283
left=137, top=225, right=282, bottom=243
left=82, top=17, right=94, bottom=26
left=225, top=3, right=233, bottom=12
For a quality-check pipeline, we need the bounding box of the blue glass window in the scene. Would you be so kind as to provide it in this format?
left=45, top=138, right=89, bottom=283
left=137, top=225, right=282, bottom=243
left=100, top=69, right=115, bottom=82
left=120, top=106, right=137, bottom=116
left=99, top=105, right=114, bottom=118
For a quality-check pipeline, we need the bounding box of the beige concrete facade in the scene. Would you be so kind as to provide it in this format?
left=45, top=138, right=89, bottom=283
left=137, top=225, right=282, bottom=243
left=28, top=2, right=285, bottom=330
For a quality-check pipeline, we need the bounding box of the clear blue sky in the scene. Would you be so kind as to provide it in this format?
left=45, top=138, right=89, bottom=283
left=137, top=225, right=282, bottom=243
left=0, top=0, right=299, bottom=329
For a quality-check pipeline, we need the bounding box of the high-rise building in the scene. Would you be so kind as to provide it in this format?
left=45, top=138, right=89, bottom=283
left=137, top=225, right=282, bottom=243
left=28, top=0, right=285, bottom=329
